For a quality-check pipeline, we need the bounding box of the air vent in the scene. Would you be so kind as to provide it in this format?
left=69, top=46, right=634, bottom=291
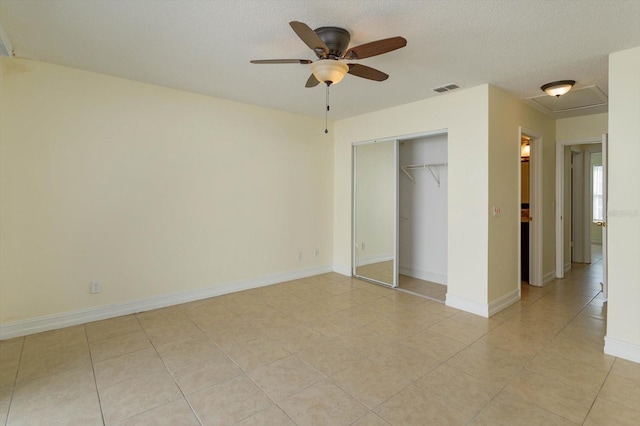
left=433, top=83, right=460, bottom=93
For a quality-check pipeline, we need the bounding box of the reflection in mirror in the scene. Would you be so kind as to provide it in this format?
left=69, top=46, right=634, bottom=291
left=353, top=141, right=396, bottom=286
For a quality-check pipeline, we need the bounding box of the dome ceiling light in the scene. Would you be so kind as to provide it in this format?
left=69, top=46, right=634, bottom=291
left=541, top=80, right=575, bottom=97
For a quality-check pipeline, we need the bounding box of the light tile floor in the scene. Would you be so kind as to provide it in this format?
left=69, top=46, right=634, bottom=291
left=355, top=261, right=447, bottom=302
left=1, top=260, right=639, bottom=425
left=354, top=261, right=394, bottom=285
left=398, top=275, right=447, bottom=302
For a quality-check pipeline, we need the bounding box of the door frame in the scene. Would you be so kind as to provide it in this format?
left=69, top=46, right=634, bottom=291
left=519, top=127, right=543, bottom=286
left=571, top=149, right=586, bottom=263
left=555, top=136, right=603, bottom=278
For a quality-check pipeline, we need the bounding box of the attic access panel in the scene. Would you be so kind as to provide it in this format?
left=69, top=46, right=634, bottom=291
left=527, top=85, right=608, bottom=116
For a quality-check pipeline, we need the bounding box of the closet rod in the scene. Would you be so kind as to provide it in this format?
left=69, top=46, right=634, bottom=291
left=401, top=162, right=448, bottom=187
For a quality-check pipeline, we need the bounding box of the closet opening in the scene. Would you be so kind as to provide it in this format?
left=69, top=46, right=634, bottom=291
left=351, top=130, right=448, bottom=302
left=397, top=134, right=448, bottom=301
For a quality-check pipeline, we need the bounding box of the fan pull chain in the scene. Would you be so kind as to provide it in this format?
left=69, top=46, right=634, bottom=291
left=324, top=83, right=330, bottom=134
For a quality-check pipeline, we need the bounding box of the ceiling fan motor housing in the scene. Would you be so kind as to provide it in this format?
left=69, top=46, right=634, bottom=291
left=314, top=27, right=351, bottom=58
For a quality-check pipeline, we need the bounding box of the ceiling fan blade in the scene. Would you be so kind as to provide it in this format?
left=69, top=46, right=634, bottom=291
left=250, top=59, right=312, bottom=64
left=305, top=74, right=320, bottom=88
left=347, top=64, right=389, bottom=81
left=343, top=36, right=407, bottom=60
left=289, top=21, right=329, bottom=57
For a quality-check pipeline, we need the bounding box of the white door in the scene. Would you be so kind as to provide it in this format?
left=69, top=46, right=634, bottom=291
left=600, top=134, right=608, bottom=298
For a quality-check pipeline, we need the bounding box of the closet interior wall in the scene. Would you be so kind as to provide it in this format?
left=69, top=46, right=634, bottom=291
left=398, top=134, right=448, bottom=285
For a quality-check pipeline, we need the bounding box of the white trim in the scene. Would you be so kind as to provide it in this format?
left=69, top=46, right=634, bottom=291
left=542, top=270, right=556, bottom=285
left=519, top=127, right=543, bottom=287
left=352, top=144, right=358, bottom=276
left=446, top=294, right=489, bottom=317
left=0, top=265, right=332, bottom=340
left=333, top=264, right=352, bottom=276
left=604, top=336, right=640, bottom=363
left=600, top=134, right=608, bottom=299
left=398, top=266, right=447, bottom=285
left=571, top=150, right=585, bottom=263
left=488, top=288, right=520, bottom=316
left=351, top=128, right=448, bottom=146
left=446, top=288, right=520, bottom=318
left=393, top=139, right=399, bottom=288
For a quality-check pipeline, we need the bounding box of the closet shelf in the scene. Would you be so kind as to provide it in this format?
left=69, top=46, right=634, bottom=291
left=401, top=163, right=448, bottom=187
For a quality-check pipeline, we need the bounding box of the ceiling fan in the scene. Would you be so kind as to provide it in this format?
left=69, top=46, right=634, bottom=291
left=250, top=21, right=407, bottom=87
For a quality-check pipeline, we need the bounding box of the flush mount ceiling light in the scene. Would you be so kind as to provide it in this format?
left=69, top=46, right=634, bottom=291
left=541, top=80, right=575, bottom=97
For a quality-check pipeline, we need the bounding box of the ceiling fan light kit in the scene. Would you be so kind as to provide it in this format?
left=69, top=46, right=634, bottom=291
left=541, top=80, right=575, bottom=97
left=251, top=21, right=407, bottom=132
left=309, top=60, right=349, bottom=85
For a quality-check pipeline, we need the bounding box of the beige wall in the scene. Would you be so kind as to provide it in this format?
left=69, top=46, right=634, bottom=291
left=0, top=58, right=334, bottom=324
left=487, top=86, right=556, bottom=297
left=606, top=47, right=640, bottom=358
left=334, top=85, right=555, bottom=311
left=556, top=113, right=608, bottom=141
left=334, top=85, right=490, bottom=307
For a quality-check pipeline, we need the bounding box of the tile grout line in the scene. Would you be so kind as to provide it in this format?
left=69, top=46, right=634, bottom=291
left=8, top=270, right=624, bottom=425
left=133, top=312, right=205, bottom=426
left=483, top=282, right=606, bottom=425
left=186, top=305, right=297, bottom=425
left=84, top=325, right=107, bottom=426
left=450, top=279, right=604, bottom=424
left=184, top=288, right=384, bottom=424
left=2, top=337, right=25, bottom=426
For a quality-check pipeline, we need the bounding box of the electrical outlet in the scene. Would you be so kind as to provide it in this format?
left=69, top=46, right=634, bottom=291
left=90, top=281, right=102, bottom=294
left=296, top=250, right=303, bottom=261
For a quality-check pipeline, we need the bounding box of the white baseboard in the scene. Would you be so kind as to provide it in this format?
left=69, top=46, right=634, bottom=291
left=446, top=294, right=489, bottom=317
left=332, top=264, right=352, bottom=276
left=0, top=265, right=333, bottom=340
left=398, top=266, right=447, bottom=285
left=604, top=336, right=640, bottom=363
left=488, top=288, right=520, bottom=316
left=542, top=270, right=556, bottom=285
left=446, top=288, right=520, bottom=318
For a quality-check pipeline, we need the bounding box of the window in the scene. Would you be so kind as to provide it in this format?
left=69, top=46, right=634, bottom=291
left=593, top=165, right=604, bottom=222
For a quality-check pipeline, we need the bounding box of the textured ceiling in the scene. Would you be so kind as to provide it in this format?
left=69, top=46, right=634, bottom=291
left=1, top=0, right=639, bottom=120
